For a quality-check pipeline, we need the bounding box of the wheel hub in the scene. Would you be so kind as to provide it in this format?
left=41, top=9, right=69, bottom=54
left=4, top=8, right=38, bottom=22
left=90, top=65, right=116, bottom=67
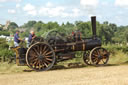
left=38, top=54, right=45, bottom=60
left=98, top=55, right=102, bottom=59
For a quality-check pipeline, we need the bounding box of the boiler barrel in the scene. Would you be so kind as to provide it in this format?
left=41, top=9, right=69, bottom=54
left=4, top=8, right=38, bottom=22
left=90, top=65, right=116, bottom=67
left=54, top=38, right=101, bottom=52
left=66, top=38, right=101, bottom=51
left=84, top=38, right=101, bottom=50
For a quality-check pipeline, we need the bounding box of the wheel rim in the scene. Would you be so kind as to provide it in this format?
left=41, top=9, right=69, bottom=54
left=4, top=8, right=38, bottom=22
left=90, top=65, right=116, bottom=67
left=90, top=47, right=109, bottom=65
left=83, top=51, right=91, bottom=65
left=26, top=42, right=55, bottom=71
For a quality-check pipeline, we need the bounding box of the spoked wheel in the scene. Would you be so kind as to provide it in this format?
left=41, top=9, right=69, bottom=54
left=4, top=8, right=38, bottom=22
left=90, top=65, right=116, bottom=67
left=83, top=51, right=91, bottom=65
left=90, top=47, right=109, bottom=66
left=26, top=42, right=56, bottom=71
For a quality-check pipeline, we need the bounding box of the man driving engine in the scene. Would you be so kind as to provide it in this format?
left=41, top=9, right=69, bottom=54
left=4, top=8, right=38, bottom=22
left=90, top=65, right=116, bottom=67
left=27, top=30, right=36, bottom=47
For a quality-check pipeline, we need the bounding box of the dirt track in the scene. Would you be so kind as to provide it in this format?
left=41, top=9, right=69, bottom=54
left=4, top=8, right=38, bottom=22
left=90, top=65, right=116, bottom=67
left=0, top=65, right=128, bottom=85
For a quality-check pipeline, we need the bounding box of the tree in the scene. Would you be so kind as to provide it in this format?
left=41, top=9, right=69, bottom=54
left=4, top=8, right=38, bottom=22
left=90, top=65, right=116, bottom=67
left=33, top=21, right=44, bottom=32
left=21, top=21, right=36, bottom=29
left=99, top=22, right=117, bottom=44
left=8, top=22, right=18, bottom=30
left=45, top=22, right=59, bottom=30
left=76, top=21, right=92, bottom=37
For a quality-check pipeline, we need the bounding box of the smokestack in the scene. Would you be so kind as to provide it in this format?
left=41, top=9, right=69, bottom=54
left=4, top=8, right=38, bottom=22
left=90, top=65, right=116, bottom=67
left=91, top=16, right=96, bottom=37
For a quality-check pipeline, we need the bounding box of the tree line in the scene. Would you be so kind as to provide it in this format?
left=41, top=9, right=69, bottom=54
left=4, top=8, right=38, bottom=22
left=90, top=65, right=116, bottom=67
left=0, top=20, right=128, bottom=44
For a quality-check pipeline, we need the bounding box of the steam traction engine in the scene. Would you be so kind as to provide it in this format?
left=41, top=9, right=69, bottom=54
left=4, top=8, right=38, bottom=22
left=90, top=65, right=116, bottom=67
left=12, top=16, right=109, bottom=71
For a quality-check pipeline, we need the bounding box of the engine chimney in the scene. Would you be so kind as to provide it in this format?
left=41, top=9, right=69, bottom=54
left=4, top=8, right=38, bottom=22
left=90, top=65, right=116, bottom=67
left=91, top=16, right=96, bottom=37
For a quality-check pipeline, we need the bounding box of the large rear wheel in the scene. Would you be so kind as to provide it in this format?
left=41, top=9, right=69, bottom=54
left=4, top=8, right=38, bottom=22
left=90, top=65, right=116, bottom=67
left=26, top=42, right=55, bottom=71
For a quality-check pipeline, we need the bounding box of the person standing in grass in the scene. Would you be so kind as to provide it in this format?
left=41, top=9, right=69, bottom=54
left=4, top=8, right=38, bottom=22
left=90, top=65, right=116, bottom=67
left=14, top=30, right=22, bottom=47
left=27, top=30, right=36, bottom=48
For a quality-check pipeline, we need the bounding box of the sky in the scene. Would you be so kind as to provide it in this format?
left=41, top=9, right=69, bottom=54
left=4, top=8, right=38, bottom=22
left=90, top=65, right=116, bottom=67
left=0, top=0, right=128, bottom=26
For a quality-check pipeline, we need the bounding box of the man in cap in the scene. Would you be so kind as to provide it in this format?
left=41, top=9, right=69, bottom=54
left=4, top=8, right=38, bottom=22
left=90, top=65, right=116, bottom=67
left=14, top=30, right=22, bottom=47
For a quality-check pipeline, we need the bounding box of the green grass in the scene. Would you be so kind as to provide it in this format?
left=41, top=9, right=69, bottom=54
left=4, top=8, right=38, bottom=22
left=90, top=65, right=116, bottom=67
left=103, top=44, right=128, bottom=54
left=108, top=50, right=128, bottom=64
left=0, top=62, right=30, bottom=74
left=102, top=44, right=128, bottom=64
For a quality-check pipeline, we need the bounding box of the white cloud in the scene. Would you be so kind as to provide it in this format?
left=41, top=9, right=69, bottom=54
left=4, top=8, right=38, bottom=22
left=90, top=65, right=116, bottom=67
left=80, top=0, right=98, bottom=17
left=80, top=0, right=99, bottom=8
left=46, top=2, right=53, bottom=7
left=16, top=4, right=20, bottom=8
left=72, top=8, right=81, bottom=17
left=23, top=4, right=35, bottom=11
left=27, top=10, right=37, bottom=16
left=8, top=9, right=16, bottom=14
left=101, top=2, right=109, bottom=6
left=0, top=0, right=22, bottom=2
left=39, top=6, right=68, bottom=17
left=38, top=7, right=49, bottom=16
left=50, top=7, right=65, bottom=17
left=39, top=6, right=82, bottom=18
left=23, top=3, right=83, bottom=18
left=23, top=3, right=37, bottom=16
left=115, top=0, right=128, bottom=7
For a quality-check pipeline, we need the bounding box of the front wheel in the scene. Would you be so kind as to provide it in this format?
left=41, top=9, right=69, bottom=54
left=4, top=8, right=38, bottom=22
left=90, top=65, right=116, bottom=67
left=83, top=51, right=91, bottom=65
left=89, top=47, right=109, bottom=66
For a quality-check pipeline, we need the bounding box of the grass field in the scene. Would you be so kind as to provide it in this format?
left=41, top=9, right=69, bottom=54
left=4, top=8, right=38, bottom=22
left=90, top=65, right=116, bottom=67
left=0, top=65, right=128, bottom=85
left=0, top=50, right=128, bottom=85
